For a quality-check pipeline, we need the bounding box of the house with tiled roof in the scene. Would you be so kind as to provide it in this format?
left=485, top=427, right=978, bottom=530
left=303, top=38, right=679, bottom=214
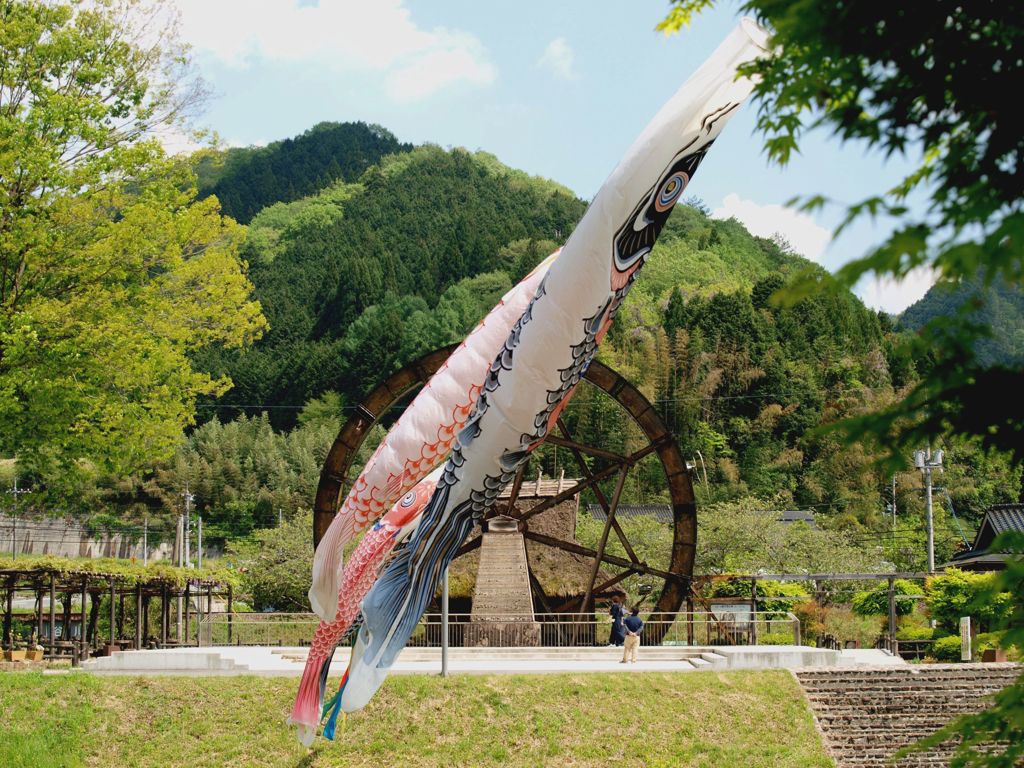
left=946, top=503, right=1024, bottom=571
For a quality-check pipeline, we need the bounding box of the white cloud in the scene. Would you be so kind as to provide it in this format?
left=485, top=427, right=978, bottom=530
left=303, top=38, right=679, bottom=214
left=172, top=0, right=495, bottom=102
left=857, top=266, right=939, bottom=315
left=386, top=33, right=496, bottom=102
left=156, top=124, right=207, bottom=156
left=537, top=37, right=576, bottom=80
left=156, top=126, right=267, bottom=156
left=712, top=193, right=831, bottom=263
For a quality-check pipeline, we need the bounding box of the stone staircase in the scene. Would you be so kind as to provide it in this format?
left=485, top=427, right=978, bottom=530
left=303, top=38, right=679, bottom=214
left=795, top=664, right=1021, bottom=767
left=80, top=646, right=297, bottom=674
left=468, top=517, right=540, bottom=646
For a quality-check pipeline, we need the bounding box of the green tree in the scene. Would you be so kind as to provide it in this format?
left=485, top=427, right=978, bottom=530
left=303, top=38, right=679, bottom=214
left=227, top=509, right=314, bottom=611
left=660, top=1, right=1024, bottom=464
left=909, top=534, right=1024, bottom=767
left=150, top=412, right=337, bottom=541
left=0, top=0, right=267, bottom=485
left=693, top=497, right=886, bottom=575
left=660, top=6, right=1023, bottom=761
left=197, top=122, right=411, bottom=223
left=925, top=568, right=1012, bottom=634
left=851, top=580, right=917, bottom=618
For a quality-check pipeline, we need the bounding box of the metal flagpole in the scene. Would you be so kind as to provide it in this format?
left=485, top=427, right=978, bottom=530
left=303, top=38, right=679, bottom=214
left=441, top=567, right=449, bottom=677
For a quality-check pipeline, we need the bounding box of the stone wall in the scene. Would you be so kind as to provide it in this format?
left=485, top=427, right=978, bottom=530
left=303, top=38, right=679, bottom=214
left=796, top=664, right=1021, bottom=767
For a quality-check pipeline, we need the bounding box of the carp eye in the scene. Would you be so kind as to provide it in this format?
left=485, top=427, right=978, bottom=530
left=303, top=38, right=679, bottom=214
left=654, top=171, right=688, bottom=212
left=400, top=491, right=416, bottom=507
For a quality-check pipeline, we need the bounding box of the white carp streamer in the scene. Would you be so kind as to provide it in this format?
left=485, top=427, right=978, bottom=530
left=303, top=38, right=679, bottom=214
left=309, top=251, right=558, bottom=621
left=337, top=19, right=770, bottom=713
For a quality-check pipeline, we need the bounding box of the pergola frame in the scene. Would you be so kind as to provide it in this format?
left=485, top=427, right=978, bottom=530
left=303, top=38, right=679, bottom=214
left=1, top=566, right=232, bottom=661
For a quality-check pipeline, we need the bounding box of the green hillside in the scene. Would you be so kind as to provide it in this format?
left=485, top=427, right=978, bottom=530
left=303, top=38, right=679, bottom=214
left=58, top=123, right=1020, bottom=571
left=195, top=121, right=411, bottom=223
left=195, top=144, right=586, bottom=422
left=192, top=138, right=913, bottom=521
left=901, top=276, right=1024, bottom=368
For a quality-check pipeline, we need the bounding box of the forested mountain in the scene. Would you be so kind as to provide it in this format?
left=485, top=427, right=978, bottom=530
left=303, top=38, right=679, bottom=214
left=63, top=124, right=1019, bottom=571
left=901, top=276, right=1024, bottom=368
left=195, top=122, right=411, bottom=223
left=195, top=145, right=585, bottom=422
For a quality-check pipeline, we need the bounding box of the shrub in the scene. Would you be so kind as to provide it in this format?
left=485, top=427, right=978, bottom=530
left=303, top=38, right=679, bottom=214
left=851, top=580, right=919, bottom=617
left=896, top=625, right=944, bottom=642
left=925, top=568, right=1013, bottom=633
left=226, top=510, right=313, bottom=611
left=975, top=631, right=1022, bottom=662
left=760, top=632, right=795, bottom=645
left=792, top=601, right=827, bottom=645
left=930, top=635, right=965, bottom=662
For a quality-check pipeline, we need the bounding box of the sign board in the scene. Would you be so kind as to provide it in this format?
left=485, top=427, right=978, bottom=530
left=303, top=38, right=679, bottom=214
left=710, top=601, right=754, bottom=628
left=960, top=616, right=971, bottom=661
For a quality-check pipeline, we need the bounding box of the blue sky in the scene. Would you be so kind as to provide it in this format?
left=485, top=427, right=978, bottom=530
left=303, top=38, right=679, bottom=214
left=171, top=0, right=935, bottom=313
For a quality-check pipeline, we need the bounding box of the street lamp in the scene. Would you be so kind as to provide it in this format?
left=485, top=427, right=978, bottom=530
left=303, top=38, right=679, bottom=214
left=914, top=446, right=943, bottom=573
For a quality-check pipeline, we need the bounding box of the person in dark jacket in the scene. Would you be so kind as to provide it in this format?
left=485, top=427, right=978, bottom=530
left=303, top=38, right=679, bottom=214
left=608, top=595, right=626, bottom=647
left=621, top=606, right=644, bottom=663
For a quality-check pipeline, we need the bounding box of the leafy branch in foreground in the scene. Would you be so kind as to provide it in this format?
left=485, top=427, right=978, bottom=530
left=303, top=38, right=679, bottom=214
left=900, top=532, right=1024, bottom=768
left=660, top=1, right=1024, bottom=465
left=661, top=4, right=1024, bottom=763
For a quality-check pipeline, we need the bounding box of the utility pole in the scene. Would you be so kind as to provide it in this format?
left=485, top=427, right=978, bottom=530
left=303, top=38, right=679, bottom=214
left=8, top=478, right=31, bottom=560
left=197, top=516, right=202, bottom=570
left=182, top=484, right=194, bottom=568
left=914, top=446, right=944, bottom=573
left=176, top=515, right=183, bottom=567
left=142, top=517, right=148, bottom=567
left=175, top=513, right=183, bottom=640
left=891, top=474, right=897, bottom=528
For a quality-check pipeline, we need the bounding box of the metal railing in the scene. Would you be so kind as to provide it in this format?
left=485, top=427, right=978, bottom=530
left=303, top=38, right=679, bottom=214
left=197, top=611, right=801, bottom=648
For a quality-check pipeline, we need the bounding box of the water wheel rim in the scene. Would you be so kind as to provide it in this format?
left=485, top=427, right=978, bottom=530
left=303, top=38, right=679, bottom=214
left=313, top=344, right=695, bottom=619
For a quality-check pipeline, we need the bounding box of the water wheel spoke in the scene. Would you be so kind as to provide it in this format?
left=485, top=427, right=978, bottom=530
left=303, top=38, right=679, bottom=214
left=578, top=467, right=629, bottom=613
left=513, top=464, right=620, bottom=523
left=543, top=434, right=627, bottom=463
left=527, top=567, right=555, bottom=614
left=556, top=418, right=641, bottom=565
left=454, top=535, right=482, bottom=558
left=554, top=568, right=637, bottom=613
left=500, top=463, right=528, bottom=519
left=522, top=530, right=681, bottom=582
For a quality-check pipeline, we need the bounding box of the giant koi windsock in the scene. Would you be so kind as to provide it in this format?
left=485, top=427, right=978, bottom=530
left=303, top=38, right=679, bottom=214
left=290, top=468, right=442, bottom=746
left=309, top=252, right=558, bottom=621
left=338, top=19, right=770, bottom=713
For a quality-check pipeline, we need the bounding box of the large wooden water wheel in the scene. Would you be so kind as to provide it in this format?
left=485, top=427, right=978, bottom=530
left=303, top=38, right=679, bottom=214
left=313, top=345, right=696, bottom=621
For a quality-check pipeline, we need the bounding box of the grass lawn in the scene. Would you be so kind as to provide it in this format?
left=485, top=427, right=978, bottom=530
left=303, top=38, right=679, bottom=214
left=0, top=670, right=831, bottom=768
